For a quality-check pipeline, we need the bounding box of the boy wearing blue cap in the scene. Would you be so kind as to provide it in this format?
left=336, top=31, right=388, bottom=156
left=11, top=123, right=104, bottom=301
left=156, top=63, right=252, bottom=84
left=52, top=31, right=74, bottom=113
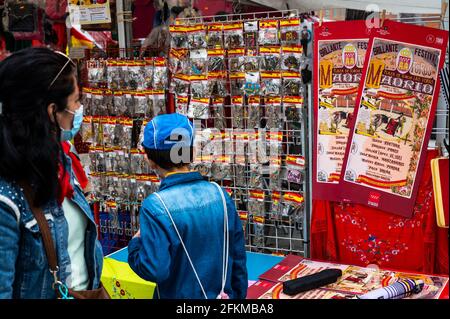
left=128, top=113, right=248, bottom=299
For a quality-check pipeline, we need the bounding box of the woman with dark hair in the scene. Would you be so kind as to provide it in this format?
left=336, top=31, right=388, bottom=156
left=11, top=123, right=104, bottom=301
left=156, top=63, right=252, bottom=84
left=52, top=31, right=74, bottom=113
left=0, top=47, right=104, bottom=298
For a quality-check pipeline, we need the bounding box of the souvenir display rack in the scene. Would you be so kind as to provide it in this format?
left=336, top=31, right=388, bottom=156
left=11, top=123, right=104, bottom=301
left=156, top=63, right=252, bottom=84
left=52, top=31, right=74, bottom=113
left=170, top=9, right=312, bottom=256
left=78, top=53, right=169, bottom=255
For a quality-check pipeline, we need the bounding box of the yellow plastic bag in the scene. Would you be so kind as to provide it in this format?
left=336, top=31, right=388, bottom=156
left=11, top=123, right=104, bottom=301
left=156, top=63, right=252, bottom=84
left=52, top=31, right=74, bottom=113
left=101, top=258, right=156, bottom=299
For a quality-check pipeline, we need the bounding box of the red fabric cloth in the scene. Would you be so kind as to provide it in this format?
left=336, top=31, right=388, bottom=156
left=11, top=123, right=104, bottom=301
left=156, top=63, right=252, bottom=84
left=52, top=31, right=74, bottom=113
left=311, top=150, right=449, bottom=276
left=58, top=142, right=89, bottom=204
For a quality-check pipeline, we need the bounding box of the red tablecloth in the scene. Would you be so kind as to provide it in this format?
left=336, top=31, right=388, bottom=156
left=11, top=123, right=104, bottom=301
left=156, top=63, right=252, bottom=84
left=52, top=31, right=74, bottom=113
left=311, top=150, right=449, bottom=276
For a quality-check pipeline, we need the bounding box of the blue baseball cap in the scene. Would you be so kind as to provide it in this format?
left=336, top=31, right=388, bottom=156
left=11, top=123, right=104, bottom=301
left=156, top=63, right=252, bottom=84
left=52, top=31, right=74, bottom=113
left=142, top=113, right=195, bottom=150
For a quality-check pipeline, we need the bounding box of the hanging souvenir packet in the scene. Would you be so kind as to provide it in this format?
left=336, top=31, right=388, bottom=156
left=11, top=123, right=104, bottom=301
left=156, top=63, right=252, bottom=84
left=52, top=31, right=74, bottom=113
left=91, top=89, right=107, bottom=116
left=190, top=74, right=209, bottom=98
left=92, top=116, right=103, bottom=146
left=247, top=130, right=258, bottom=164
left=143, top=58, right=154, bottom=89
left=170, top=73, right=190, bottom=96
left=169, top=48, right=190, bottom=75
left=283, top=95, right=304, bottom=126
left=238, top=211, right=249, bottom=240
left=107, top=59, right=120, bottom=90
left=104, top=147, right=116, bottom=173
left=228, top=47, right=245, bottom=73
left=207, top=48, right=226, bottom=73
left=247, top=95, right=261, bottom=128
left=285, top=155, right=305, bottom=185
left=257, top=129, right=269, bottom=164
left=281, top=192, right=304, bottom=217
left=281, top=45, right=302, bottom=71
left=231, top=95, right=245, bottom=128
left=87, top=58, right=107, bottom=87
left=190, top=48, right=208, bottom=75
left=244, top=21, right=258, bottom=48
left=102, top=116, right=117, bottom=148
left=119, top=117, right=134, bottom=151
left=207, top=23, right=223, bottom=48
left=259, top=20, right=279, bottom=45
left=243, top=48, right=259, bottom=72
left=81, top=87, right=93, bottom=116
left=112, top=91, right=127, bottom=117
left=169, top=24, right=188, bottom=49
left=280, top=18, right=301, bottom=45
left=260, top=46, right=281, bottom=72
left=153, top=58, right=168, bottom=90
left=224, top=22, right=244, bottom=49
left=187, top=24, right=207, bottom=49
left=282, top=71, right=303, bottom=96
left=243, top=71, right=261, bottom=95
left=122, top=91, right=135, bottom=118
left=176, top=95, right=189, bottom=116
left=103, top=89, right=115, bottom=116
left=207, top=72, right=227, bottom=97
left=265, top=96, right=283, bottom=130
left=230, top=71, right=245, bottom=96
left=248, top=189, right=265, bottom=216
left=188, top=97, right=210, bottom=119
left=261, top=72, right=282, bottom=96
left=133, top=92, right=148, bottom=118
left=267, top=131, right=283, bottom=190
left=81, top=116, right=94, bottom=145
left=152, top=90, right=166, bottom=116
left=212, top=97, right=226, bottom=130
left=143, top=90, right=154, bottom=119
left=234, top=130, right=248, bottom=186
left=252, top=214, right=265, bottom=249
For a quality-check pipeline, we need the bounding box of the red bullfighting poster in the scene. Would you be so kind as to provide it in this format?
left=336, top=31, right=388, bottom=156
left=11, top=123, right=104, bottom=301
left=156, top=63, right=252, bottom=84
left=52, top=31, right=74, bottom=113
left=313, top=20, right=370, bottom=201
left=340, top=20, right=448, bottom=217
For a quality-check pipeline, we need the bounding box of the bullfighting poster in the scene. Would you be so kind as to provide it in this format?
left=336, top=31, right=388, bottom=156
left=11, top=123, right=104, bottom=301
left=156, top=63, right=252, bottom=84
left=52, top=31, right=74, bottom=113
left=340, top=20, right=448, bottom=217
left=313, top=21, right=370, bottom=200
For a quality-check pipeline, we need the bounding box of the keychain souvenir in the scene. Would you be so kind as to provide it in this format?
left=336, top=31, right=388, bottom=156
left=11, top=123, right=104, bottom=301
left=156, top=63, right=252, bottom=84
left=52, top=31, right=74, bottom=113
left=211, top=97, right=226, bottom=130
left=190, top=49, right=208, bottom=75
left=281, top=45, right=302, bottom=71
left=265, top=96, right=283, bottom=129
left=107, top=59, right=120, bottom=90
left=282, top=72, right=302, bottom=96
left=188, top=98, right=210, bottom=119
left=244, top=21, right=258, bottom=48
left=260, top=46, right=281, bottom=72
left=243, top=72, right=260, bottom=95
left=207, top=23, right=223, bottom=48
left=170, top=25, right=188, bottom=48
left=187, top=24, right=207, bottom=49
left=134, top=93, right=148, bottom=118
left=113, top=91, right=127, bottom=116
left=153, top=58, right=168, bottom=90
left=190, top=77, right=208, bottom=98
left=152, top=91, right=166, bottom=116
left=247, top=95, right=260, bottom=128
left=176, top=95, right=189, bottom=116
left=170, top=74, right=190, bottom=96
left=243, top=48, right=259, bottom=72
left=81, top=116, right=93, bottom=144
left=143, top=58, right=154, bottom=89
left=283, top=95, right=304, bottom=129
left=228, top=48, right=245, bottom=73
left=280, top=18, right=301, bottom=45
left=231, top=96, right=244, bottom=128
left=249, top=164, right=263, bottom=188
left=207, top=51, right=225, bottom=72
left=223, top=22, right=244, bottom=49
left=261, top=72, right=282, bottom=96
left=258, top=20, right=279, bottom=45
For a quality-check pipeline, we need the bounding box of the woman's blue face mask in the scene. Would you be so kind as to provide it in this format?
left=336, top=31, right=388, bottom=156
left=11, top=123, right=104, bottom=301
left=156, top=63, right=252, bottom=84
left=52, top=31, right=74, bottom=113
left=60, top=104, right=83, bottom=141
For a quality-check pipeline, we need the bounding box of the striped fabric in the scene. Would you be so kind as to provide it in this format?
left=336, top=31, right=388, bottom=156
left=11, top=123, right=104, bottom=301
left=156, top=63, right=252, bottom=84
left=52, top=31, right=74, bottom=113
left=439, top=52, right=449, bottom=109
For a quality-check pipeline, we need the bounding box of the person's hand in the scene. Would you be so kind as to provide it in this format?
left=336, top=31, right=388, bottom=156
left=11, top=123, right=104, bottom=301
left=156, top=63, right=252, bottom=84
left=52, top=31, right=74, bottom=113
left=133, top=229, right=141, bottom=238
